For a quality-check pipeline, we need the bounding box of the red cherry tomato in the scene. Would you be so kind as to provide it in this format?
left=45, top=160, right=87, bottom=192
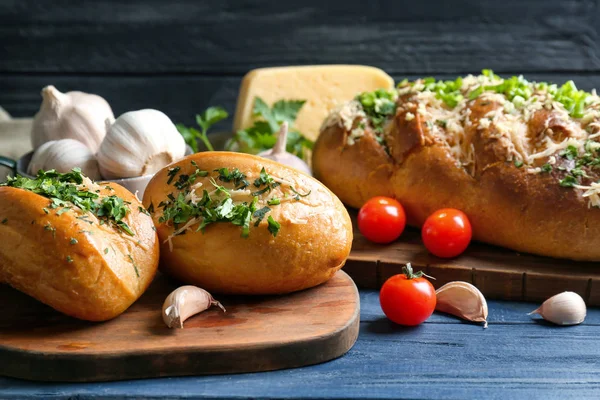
left=422, top=208, right=472, bottom=258
left=379, top=264, right=436, bottom=326
left=358, top=196, right=406, bottom=243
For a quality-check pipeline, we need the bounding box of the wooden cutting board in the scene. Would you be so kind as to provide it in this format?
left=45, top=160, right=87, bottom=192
left=343, top=214, right=600, bottom=305
left=0, top=271, right=359, bottom=382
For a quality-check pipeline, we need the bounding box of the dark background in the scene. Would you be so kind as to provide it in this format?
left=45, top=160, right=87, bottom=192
left=2, top=0, right=600, bottom=130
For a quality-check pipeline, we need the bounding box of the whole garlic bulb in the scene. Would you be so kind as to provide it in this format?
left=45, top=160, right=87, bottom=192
left=97, top=109, right=186, bottom=179
left=28, top=139, right=102, bottom=180
left=31, top=85, right=114, bottom=153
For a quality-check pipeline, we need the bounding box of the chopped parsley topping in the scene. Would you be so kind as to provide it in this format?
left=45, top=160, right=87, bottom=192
left=44, top=223, right=56, bottom=238
left=290, top=186, right=311, bottom=200
left=66, top=256, right=73, bottom=263
left=138, top=206, right=150, bottom=216
left=158, top=162, right=310, bottom=239
left=422, top=76, right=465, bottom=107
left=104, top=248, right=109, bottom=254
left=174, top=167, right=209, bottom=191
left=167, top=167, right=181, bottom=184
left=253, top=206, right=271, bottom=227
left=560, top=175, right=578, bottom=187
left=560, top=145, right=579, bottom=160
left=216, top=168, right=249, bottom=189
left=571, top=167, right=587, bottom=177
left=70, top=238, right=78, bottom=245
left=1, top=168, right=134, bottom=236
left=395, top=70, right=597, bottom=119
left=267, top=216, right=281, bottom=237
left=514, top=160, right=524, bottom=168
left=1, top=218, right=7, bottom=224
left=541, top=163, right=553, bottom=173
left=127, top=254, right=140, bottom=277
left=356, top=89, right=398, bottom=134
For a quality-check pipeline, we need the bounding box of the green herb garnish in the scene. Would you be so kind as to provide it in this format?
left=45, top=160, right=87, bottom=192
left=66, top=256, right=73, bottom=263
left=56, top=207, right=71, bottom=216
left=1, top=168, right=134, bottom=236
left=253, top=206, right=271, bottom=227
left=226, top=98, right=313, bottom=161
left=1, top=218, right=7, bottom=225
left=216, top=168, right=249, bottom=189
left=167, top=167, right=181, bottom=184
left=158, top=168, right=293, bottom=239
left=400, top=70, right=596, bottom=118
left=138, top=206, right=150, bottom=216
left=97, top=195, right=134, bottom=236
left=267, top=197, right=281, bottom=206
left=267, top=216, right=281, bottom=237
left=127, top=254, right=140, bottom=277
left=541, top=164, right=553, bottom=173
left=560, top=175, right=578, bottom=187
left=290, top=187, right=311, bottom=199
left=560, top=145, right=579, bottom=160
left=176, top=106, right=228, bottom=153
left=70, top=238, right=78, bottom=245
left=514, top=160, right=524, bottom=168
left=356, top=89, right=398, bottom=134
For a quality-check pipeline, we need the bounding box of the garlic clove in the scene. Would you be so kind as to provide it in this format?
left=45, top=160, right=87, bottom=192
left=258, top=122, right=312, bottom=175
left=162, top=285, right=226, bottom=329
left=31, top=85, right=113, bottom=153
left=529, top=291, right=586, bottom=326
left=435, top=281, right=488, bottom=328
left=28, top=138, right=102, bottom=180
left=98, top=109, right=186, bottom=179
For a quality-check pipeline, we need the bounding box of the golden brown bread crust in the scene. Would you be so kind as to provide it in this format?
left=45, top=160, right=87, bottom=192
left=0, top=183, right=159, bottom=321
left=314, top=96, right=600, bottom=261
left=143, top=151, right=353, bottom=294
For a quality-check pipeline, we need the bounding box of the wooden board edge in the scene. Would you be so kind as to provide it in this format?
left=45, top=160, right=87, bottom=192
left=0, top=274, right=361, bottom=382
left=344, top=255, right=600, bottom=306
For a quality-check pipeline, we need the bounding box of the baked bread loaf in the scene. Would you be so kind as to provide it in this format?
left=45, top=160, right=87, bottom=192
left=314, top=71, right=600, bottom=261
left=0, top=169, right=159, bottom=321
left=143, top=151, right=352, bottom=294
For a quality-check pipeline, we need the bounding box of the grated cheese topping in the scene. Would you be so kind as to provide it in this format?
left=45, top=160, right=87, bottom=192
left=323, top=70, right=600, bottom=207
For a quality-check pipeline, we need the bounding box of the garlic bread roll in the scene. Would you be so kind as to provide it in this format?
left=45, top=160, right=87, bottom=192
left=0, top=172, right=159, bottom=321
left=314, top=72, right=600, bottom=261
left=143, top=152, right=352, bottom=294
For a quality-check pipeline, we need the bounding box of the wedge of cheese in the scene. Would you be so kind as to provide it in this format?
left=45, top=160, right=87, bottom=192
left=233, top=65, right=394, bottom=141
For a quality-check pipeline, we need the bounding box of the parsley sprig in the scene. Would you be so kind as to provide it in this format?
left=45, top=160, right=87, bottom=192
left=1, top=168, right=134, bottom=236
left=227, top=97, right=313, bottom=161
left=176, top=107, right=229, bottom=152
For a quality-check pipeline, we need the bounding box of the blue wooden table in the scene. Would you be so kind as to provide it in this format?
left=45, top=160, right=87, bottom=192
left=1, top=290, right=599, bottom=400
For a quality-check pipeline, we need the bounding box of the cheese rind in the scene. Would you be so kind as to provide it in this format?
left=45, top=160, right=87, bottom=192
left=233, top=65, right=394, bottom=141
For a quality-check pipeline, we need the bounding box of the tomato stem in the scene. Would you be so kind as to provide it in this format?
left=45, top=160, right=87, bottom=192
left=402, top=263, right=436, bottom=280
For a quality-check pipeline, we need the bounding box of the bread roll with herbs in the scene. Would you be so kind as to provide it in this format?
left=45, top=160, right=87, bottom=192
left=143, top=152, right=352, bottom=294
left=314, top=70, right=600, bottom=261
left=0, top=169, right=159, bottom=321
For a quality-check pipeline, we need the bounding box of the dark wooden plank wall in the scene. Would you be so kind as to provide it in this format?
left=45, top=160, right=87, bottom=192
left=2, top=0, right=600, bottom=129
